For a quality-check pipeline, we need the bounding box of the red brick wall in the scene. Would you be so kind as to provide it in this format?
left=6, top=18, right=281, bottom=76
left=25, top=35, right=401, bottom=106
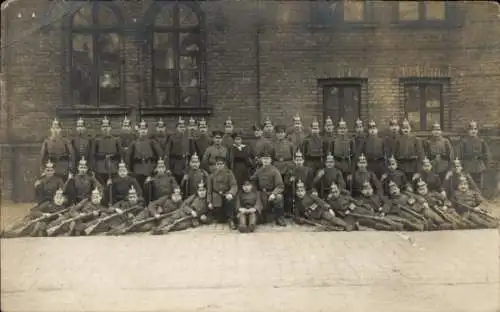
left=1, top=0, right=500, bottom=201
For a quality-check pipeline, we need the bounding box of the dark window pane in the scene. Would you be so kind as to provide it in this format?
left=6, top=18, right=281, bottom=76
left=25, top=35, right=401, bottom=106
left=179, top=70, right=200, bottom=88
left=97, top=34, right=121, bottom=106
left=399, top=1, right=419, bottom=21
left=71, top=34, right=93, bottom=106
left=424, top=85, right=442, bottom=108
left=178, top=4, right=199, bottom=27
left=404, top=85, right=421, bottom=112
left=154, top=33, right=175, bottom=71
left=344, top=0, right=365, bottom=22
left=155, top=87, right=176, bottom=107
left=342, top=86, right=360, bottom=129
left=324, top=86, right=341, bottom=122
left=97, top=5, right=118, bottom=25
left=407, top=112, right=421, bottom=131
left=155, top=5, right=174, bottom=26
left=180, top=87, right=200, bottom=107
left=72, top=4, right=93, bottom=26
left=179, top=33, right=200, bottom=56
left=425, top=1, right=445, bottom=20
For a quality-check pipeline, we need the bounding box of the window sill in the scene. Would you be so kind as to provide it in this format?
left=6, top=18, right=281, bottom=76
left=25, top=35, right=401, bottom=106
left=392, top=21, right=455, bottom=30
left=140, top=107, right=213, bottom=116
left=56, top=106, right=132, bottom=117
left=308, top=22, right=376, bottom=31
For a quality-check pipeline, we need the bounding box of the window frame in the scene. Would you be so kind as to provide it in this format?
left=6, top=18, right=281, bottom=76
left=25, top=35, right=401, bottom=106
left=396, top=1, right=453, bottom=28
left=400, top=77, right=448, bottom=132
left=141, top=2, right=210, bottom=117
left=59, top=1, right=128, bottom=117
left=309, top=0, right=375, bottom=29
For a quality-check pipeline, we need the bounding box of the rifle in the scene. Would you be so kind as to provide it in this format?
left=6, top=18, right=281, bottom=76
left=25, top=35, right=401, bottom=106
left=293, top=216, right=343, bottom=231
left=14, top=207, right=71, bottom=237
left=46, top=211, right=96, bottom=236
left=153, top=215, right=195, bottom=234
left=117, top=210, right=178, bottom=234
left=84, top=204, right=140, bottom=235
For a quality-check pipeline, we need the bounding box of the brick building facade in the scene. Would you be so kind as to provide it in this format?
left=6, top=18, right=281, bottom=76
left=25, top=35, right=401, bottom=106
left=1, top=0, right=500, bottom=202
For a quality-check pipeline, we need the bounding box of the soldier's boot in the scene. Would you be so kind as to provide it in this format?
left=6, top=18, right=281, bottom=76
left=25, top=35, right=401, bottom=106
left=238, top=213, right=248, bottom=233
left=400, top=218, right=425, bottom=231
left=248, top=213, right=257, bottom=233
left=343, top=216, right=357, bottom=231
left=275, top=216, right=287, bottom=227
left=373, top=223, right=396, bottom=231
left=323, top=213, right=348, bottom=231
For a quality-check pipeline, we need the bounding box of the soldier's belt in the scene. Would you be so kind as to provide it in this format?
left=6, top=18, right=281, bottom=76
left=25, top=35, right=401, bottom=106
left=273, top=158, right=292, bottom=162
left=96, top=154, right=119, bottom=160
left=463, top=156, right=481, bottom=160
left=169, top=155, right=185, bottom=160
left=133, top=157, right=154, bottom=163
left=367, top=157, right=385, bottom=161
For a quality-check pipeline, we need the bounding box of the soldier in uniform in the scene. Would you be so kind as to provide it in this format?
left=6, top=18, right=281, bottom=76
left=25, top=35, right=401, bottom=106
left=250, top=152, right=286, bottom=226
left=353, top=118, right=366, bottom=156
left=272, top=125, right=296, bottom=178
left=348, top=154, right=383, bottom=197
left=119, top=115, right=136, bottom=156
left=228, top=130, right=252, bottom=188
left=41, top=118, right=75, bottom=179
left=187, top=117, right=199, bottom=140
left=287, top=113, right=308, bottom=149
left=92, top=116, right=122, bottom=185
left=181, top=153, right=209, bottom=197
left=322, top=116, right=336, bottom=155
left=144, top=159, right=179, bottom=202
left=383, top=118, right=400, bottom=160
left=192, top=118, right=211, bottom=159
left=424, top=122, right=454, bottom=182
left=359, top=120, right=386, bottom=179
left=380, top=155, right=412, bottom=194
left=222, top=117, right=235, bottom=149
left=412, top=157, right=445, bottom=194
left=236, top=180, right=263, bottom=233
left=64, top=187, right=110, bottom=236
left=250, top=123, right=273, bottom=171
left=302, top=118, right=324, bottom=175
left=313, top=153, right=346, bottom=198
left=34, top=160, right=65, bottom=205
left=71, top=117, right=93, bottom=172
left=451, top=175, right=498, bottom=229
left=202, top=130, right=229, bottom=174
left=105, top=160, right=142, bottom=205
left=65, top=156, right=102, bottom=205
left=294, top=180, right=348, bottom=230
left=332, top=119, right=354, bottom=181
left=442, top=158, right=480, bottom=198
left=263, top=116, right=275, bottom=140
left=126, top=119, right=163, bottom=195
left=151, top=181, right=211, bottom=235
left=459, top=121, right=491, bottom=190
left=151, top=118, right=169, bottom=157
left=386, top=181, right=427, bottom=231
left=207, top=156, right=238, bottom=227
left=165, top=117, right=191, bottom=184
left=395, top=119, right=424, bottom=180
left=284, top=150, right=314, bottom=215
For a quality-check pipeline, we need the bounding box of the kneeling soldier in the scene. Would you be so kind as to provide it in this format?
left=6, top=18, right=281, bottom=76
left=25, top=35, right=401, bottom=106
left=294, top=180, right=347, bottom=231
left=181, top=153, right=210, bottom=197
left=236, top=180, right=263, bottom=233
left=313, top=153, right=346, bottom=198
left=152, top=181, right=211, bottom=234
left=451, top=175, right=499, bottom=229
left=207, top=155, right=238, bottom=228
left=65, top=156, right=102, bottom=205
left=284, top=150, right=313, bottom=214
left=386, top=181, right=427, bottom=231
left=412, top=157, right=444, bottom=195
left=35, top=160, right=65, bottom=205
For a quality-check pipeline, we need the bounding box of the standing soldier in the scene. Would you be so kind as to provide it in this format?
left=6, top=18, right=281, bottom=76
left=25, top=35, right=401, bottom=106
left=383, top=118, right=400, bottom=160
left=71, top=117, right=93, bottom=172
left=228, top=130, right=252, bottom=188
left=181, top=153, right=210, bottom=197
left=41, top=118, right=75, bottom=179
left=263, top=116, right=275, bottom=140
left=395, top=119, right=424, bottom=180
left=207, top=156, right=238, bottom=227
left=459, top=121, right=491, bottom=190
left=353, top=118, right=366, bottom=157
left=192, top=118, right=211, bottom=159
left=65, top=157, right=102, bottom=205
left=284, top=150, right=314, bottom=194
left=302, top=118, right=324, bottom=175
left=105, top=160, right=143, bottom=205
left=250, top=123, right=273, bottom=171
left=322, top=116, right=336, bottom=155
left=313, top=153, right=346, bottom=198
left=359, top=120, right=386, bottom=179
left=424, top=122, right=454, bottom=182
left=348, top=154, right=383, bottom=197
left=92, top=116, right=122, bottom=185
left=202, top=130, right=229, bottom=174
left=126, top=119, right=163, bottom=194
left=222, top=117, right=235, bottom=149
left=119, top=115, right=136, bottom=157
left=287, top=113, right=308, bottom=149
left=272, top=125, right=296, bottom=179
left=412, top=157, right=444, bottom=195
left=332, top=119, right=354, bottom=181
left=250, top=152, right=286, bottom=226
left=144, top=159, right=179, bottom=202
left=151, top=118, right=169, bottom=157
left=187, top=117, right=199, bottom=141
left=165, top=117, right=191, bottom=185
left=35, top=160, right=65, bottom=205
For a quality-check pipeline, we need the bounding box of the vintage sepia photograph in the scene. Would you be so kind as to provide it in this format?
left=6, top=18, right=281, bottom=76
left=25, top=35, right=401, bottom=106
left=1, top=0, right=499, bottom=311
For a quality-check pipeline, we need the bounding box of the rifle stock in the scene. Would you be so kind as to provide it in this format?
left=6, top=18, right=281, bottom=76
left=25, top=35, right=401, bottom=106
left=123, top=210, right=178, bottom=233
left=84, top=205, right=139, bottom=235
left=17, top=207, right=71, bottom=236
left=46, top=211, right=95, bottom=236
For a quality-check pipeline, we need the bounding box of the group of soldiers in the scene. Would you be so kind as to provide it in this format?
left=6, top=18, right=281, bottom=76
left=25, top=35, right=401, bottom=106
left=1, top=114, right=498, bottom=238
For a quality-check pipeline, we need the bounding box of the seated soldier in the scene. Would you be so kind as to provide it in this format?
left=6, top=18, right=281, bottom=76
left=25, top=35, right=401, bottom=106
left=250, top=152, right=286, bottom=226
left=386, top=181, right=427, bottom=231
left=144, top=159, right=179, bottom=203
left=65, top=156, right=102, bottom=205
left=313, top=153, right=346, bottom=199
left=443, top=158, right=480, bottom=198
left=236, top=180, right=263, bottom=233
left=284, top=150, right=313, bottom=215
left=294, top=180, right=348, bottom=231
left=35, top=160, right=65, bottom=205
left=207, top=155, right=238, bottom=228
left=348, top=154, right=383, bottom=197
left=451, top=175, right=499, bottom=229
left=412, top=157, right=445, bottom=195
left=2, top=188, right=70, bottom=238
left=105, top=160, right=143, bottom=205
left=181, top=153, right=210, bottom=197
left=85, top=185, right=145, bottom=236
left=151, top=181, right=211, bottom=235
left=381, top=155, right=412, bottom=194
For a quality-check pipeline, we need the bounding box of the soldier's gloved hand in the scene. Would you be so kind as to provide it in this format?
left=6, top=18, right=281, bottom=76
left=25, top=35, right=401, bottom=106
left=115, top=208, right=124, bottom=214
left=408, top=198, right=415, bottom=205
left=92, top=210, right=99, bottom=217
left=107, top=179, right=112, bottom=185
left=225, top=193, right=233, bottom=200
left=145, top=176, right=153, bottom=183
left=68, top=172, right=74, bottom=179
left=378, top=207, right=383, bottom=212
left=200, top=215, right=207, bottom=222
left=473, top=207, right=481, bottom=212
left=381, top=174, right=388, bottom=181
left=444, top=171, right=452, bottom=180
left=42, top=213, right=51, bottom=217
left=154, top=213, right=161, bottom=219
left=407, top=186, right=413, bottom=192
left=379, top=212, right=386, bottom=217
left=423, top=202, right=429, bottom=209
left=310, top=203, right=318, bottom=211
left=317, top=169, right=325, bottom=177
left=166, top=170, right=172, bottom=175
left=440, top=190, right=447, bottom=198
left=441, top=206, right=448, bottom=211
left=191, top=210, right=198, bottom=217
left=269, top=194, right=276, bottom=201
left=34, top=180, right=42, bottom=187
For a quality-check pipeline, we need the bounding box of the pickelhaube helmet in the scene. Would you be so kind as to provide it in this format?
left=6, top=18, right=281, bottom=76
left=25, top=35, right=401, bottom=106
left=122, top=115, right=131, bottom=126
left=416, top=178, right=426, bottom=188
left=338, top=118, right=347, bottom=128
left=156, top=118, right=165, bottom=128
left=173, top=186, right=182, bottom=195
left=453, top=157, right=461, bottom=167
left=157, top=158, right=165, bottom=166
left=293, top=113, right=301, bottom=122
left=355, top=118, right=363, bottom=127
left=252, top=123, right=262, bottom=131
left=311, top=118, right=319, bottom=128
left=325, top=153, right=334, bottom=162
left=362, top=180, right=372, bottom=189
left=76, top=117, right=85, bottom=127
left=295, top=149, right=303, bottom=158
left=46, top=160, right=54, bottom=169
left=388, top=155, right=397, bottom=164
left=128, top=185, right=137, bottom=195
left=388, top=180, right=398, bottom=188
left=79, top=156, right=87, bottom=166
left=264, top=116, right=272, bottom=126
left=101, top=116, right=110, bottom=127
left=422, top=156, right=431, bottom=165
left=191, top=152, right=199, bottom=162
left=189, top=117, right=196, bottom=125
left=139, top=119, right=147, bottom=129
left=368, top=120, right=376, bottom=128
left=91, top=186, right=101, bottom=196
left=468, top=120, right=478, bottom=129
left=55, top=187, right=64, bottom=196
left=118, top=159, right=127, bottom=169
left=225, top=116, right=233, bottom=126
left=330, top=181, right=339, bottom=190
left=358, top=153, right=367, bottom=163
left=199, top=117, right=207, bottom=126
left=197, top=180, right=206, bottom=190
left=458, top=174, right=468, bottom=184
left=178, top=116, right=185, bottom=126
left=51, top=118, right=60, bottom=128
left=296, top=179, right=305, bottom=189
left=325, top=116, right=334, bottom=126
left=432, top=122, right=441, bottom=130
left=402, top=118, right=411, bottom=127
left=389, top=117, right=398, bottom=126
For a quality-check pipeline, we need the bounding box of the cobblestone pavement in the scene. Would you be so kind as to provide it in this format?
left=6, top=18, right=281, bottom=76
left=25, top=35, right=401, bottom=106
left=1, top=201, right=499, bottom=312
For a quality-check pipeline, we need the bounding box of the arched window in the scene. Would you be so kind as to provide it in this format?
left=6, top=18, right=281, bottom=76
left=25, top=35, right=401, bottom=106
left=69, top=2, right=123, bottom=107
left=146, top=2, right=204, bottom=109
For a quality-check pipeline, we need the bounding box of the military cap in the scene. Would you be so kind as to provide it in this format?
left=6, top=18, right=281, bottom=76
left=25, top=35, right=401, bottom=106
left=296, top=179, right=305, bottom=189
left=173, top=186, right=182, bottom=195
left=325, top=116, right=334, bottom=126
left=259, top=151, right=272, bottom=158
left=355, top=118, right=363, bottom=127
left=45, top=160, right=54, bottom=169
left=198, top=118, right=207, bottom=126
left=224, top=116, right=233, bottom=126
left=295, top=149, right=303, bottom=158
left=368, top=120, right=376, bottom=128
left=177, top=116, right=185, bottom=126
left=128, top=185, right=137, bottom=195
left=358, top=153, right=367, bottom=163
left=338, top=118, right=347, bottom=128
left=156, top=118, right=165, bottom=128
left=212, top=130, right=224, bottom=137
left=468, top=120, right=478, bottom=129
left=156, top=158, right=165, bottom=166
left=274, top=125, right=286, bottom=132
left=101, top=116, right=110, bottom=127
left=215, top=155, right=226, bottom=162
left=388, top=180, right=398, bottom=188
left=330, top=181, right=339, bottom=189
left=432, top=122, right=441, bottom=130
left=191, top=153, right=200, bottom=162
left=79, top=156, right=87, bottom=166
left=76, top=117, right=85, bottom=127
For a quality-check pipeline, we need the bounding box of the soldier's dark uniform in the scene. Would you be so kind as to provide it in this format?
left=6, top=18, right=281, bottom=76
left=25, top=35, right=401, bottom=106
left=302, top=119, right=324, bottom=175
left=353, top=118, right=367, bottom=159
left=424, top=122, right=454, bottom=181
left=312, top=153, right=346, bottom=198
left=151, top=118, right=169, bottom=157
left=118, top=116, right=137, bottom=157
left=236, top=181, right=263, bottom=233
left=284, top=150, right=314, bottom=215
left=165, top=118, right=191, bottom=184
left=192, top=118, right=212, bottom=159
left=383, top=118, right=400, bottom=161
left=349, top=154, right=383, bottom=197
left=287, top=114, right=308, bottom=149
left=272, top=125, right=296, bottom=177
left=322, top=116, right=336, bottom=156
left=202, top=130, right=229, bottom=174
left=395, top=119, right=424, bottom=180
left=332, top=119, right=354, bottom=180
left=250, top=152, right=286, bottom=226
left=187, top=117, right=199, bottom=141
left=249, top=124, right=273, bottom=171
left=71, top=117, right=93, bottom=172
left=127, top=120, right=163, bottom=193
left=41, top=118, right=75, bottom=178
left=222, top=117, right=235, bottom=149
left=459, top=121, right=491, bottom=190
left=181, top=153, right=210, bottom=197
left=359, top=121, right=386, bottom=178
left=35, top=160, right=65, bottom=205
left=380, top=156, right=411, bottom=193
left=207, top=155, right=238, bottom=226
left=412, top=157, right=444, bottom=193
left=386, top=181, right=427, bottom=231
left=65, top=157, right=102, bottom=205
left=144, top=159, right=179, bottom=202
left=228, top=131, right=252, bottom=188
left=105, top=161, right=143, bottom=205
left=263, top=116, right=275, bottom=141
left=442, top=158, right=480, bottom=198
left=92, top=117, right=122, bottom=185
